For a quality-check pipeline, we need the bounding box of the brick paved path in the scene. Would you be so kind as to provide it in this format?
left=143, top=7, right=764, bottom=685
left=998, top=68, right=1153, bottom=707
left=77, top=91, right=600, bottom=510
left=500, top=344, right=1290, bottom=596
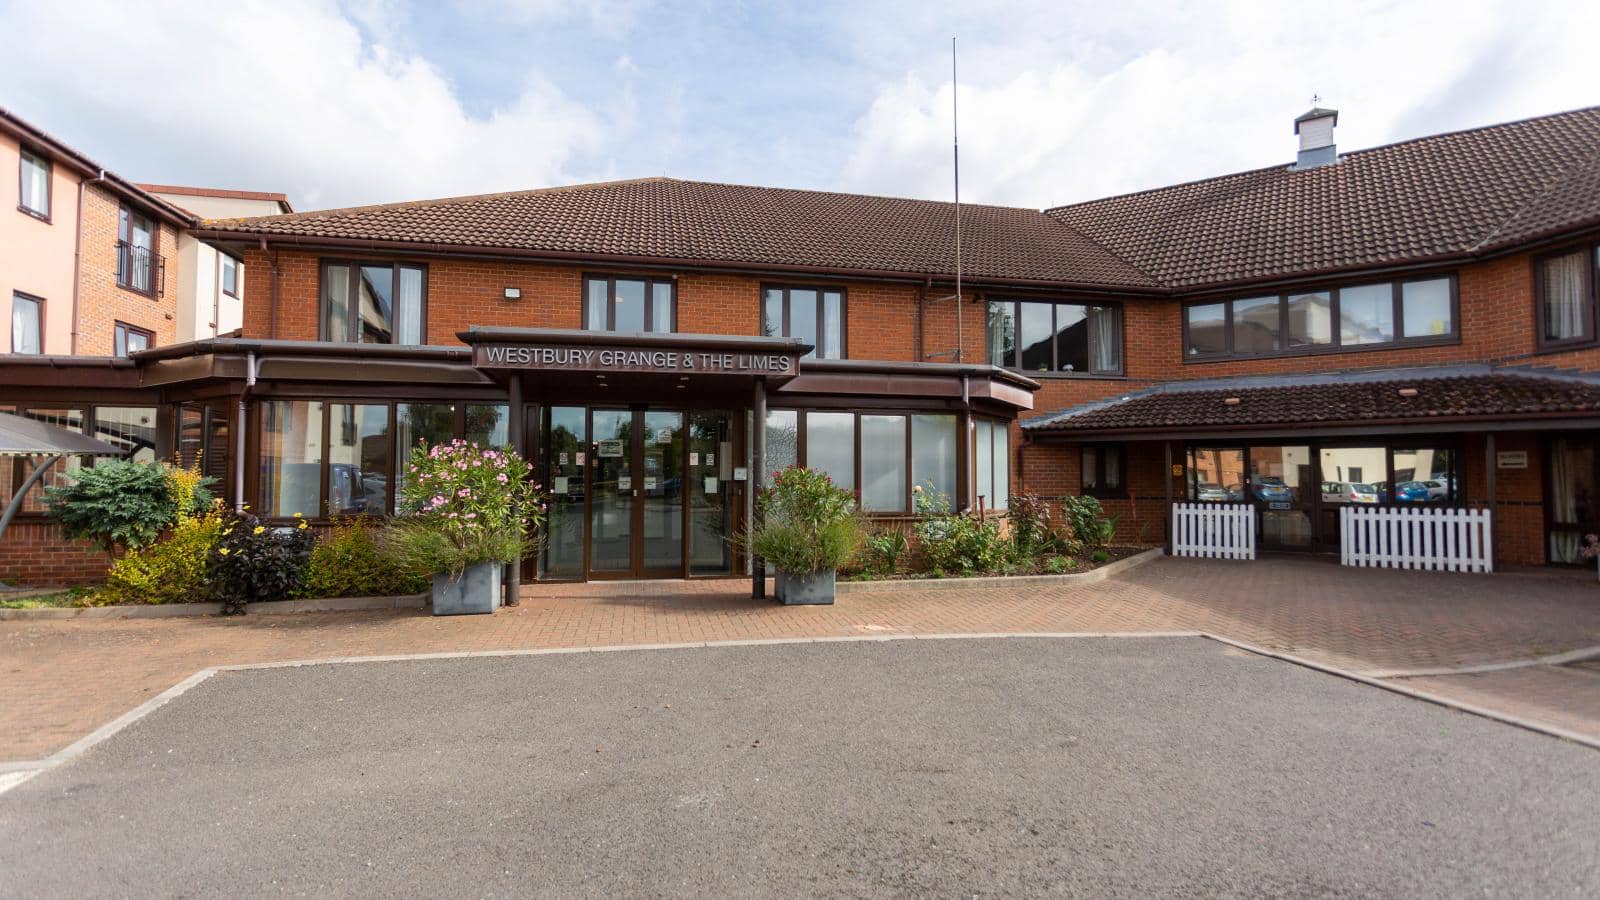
left=4, top=556, right=1600, bottom=762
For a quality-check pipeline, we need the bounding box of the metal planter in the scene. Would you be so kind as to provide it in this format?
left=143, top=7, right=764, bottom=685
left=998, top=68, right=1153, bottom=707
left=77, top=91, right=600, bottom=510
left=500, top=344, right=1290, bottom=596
left=431, top=562, right=502, bottom=615
left=780, top=569, right=836, bottom=605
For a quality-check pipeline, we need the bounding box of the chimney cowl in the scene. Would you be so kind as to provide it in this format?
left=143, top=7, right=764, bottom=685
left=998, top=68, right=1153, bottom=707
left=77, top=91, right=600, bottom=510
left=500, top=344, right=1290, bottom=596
left=1292, top=107, right=1339, bottom=170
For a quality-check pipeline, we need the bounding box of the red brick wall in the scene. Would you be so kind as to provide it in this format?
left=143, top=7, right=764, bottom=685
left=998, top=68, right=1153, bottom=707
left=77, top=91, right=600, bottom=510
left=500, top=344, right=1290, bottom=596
left=0, top=522, right=110, bottom=587
left=76, top=185, right=180, bottom=355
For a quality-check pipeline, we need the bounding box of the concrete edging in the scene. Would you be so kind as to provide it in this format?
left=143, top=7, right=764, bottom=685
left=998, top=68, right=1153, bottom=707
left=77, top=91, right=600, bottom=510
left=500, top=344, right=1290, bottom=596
left=836, top=545, right=1164, bottom=593
left=0, top=593, right=427, bottom=621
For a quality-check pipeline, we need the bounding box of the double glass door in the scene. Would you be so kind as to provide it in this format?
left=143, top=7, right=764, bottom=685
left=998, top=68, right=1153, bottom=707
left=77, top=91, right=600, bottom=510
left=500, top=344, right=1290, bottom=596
left=590, top=410, right=685, bottom=578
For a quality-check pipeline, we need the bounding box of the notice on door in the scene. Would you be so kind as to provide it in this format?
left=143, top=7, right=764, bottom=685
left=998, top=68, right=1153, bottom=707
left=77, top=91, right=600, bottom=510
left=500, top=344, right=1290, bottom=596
left=597, top=440, right=625, bottom=458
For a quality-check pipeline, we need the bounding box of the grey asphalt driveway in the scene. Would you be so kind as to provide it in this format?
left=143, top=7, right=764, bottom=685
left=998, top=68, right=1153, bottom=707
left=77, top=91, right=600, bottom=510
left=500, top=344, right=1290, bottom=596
left=2, top=637, right=1597, bottom=897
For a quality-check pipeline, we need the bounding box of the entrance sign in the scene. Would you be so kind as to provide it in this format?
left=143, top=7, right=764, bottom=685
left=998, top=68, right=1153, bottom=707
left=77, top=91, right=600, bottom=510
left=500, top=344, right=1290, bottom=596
left=476, top=343, right=797, bottom=376
left=1496, top=450, right=1528, bottom=469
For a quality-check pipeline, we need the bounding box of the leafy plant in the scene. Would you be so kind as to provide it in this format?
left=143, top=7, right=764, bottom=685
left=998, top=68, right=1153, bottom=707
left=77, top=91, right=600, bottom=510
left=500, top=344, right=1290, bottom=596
left=301, top=518, right=429, bottom=598
left=1008, top=491, right=1055, bottom=558
left=44, top=460, right=213, bottom=553
left=1091, top=549, right=1110, bottom=564
left=94, top=501, right=226, bottom=606
left=913, top=488, right=1014, bottom=576
left=749, top=466, right=866, bottom=575
left=208, top=512, right=314, bottom=614
left=862, top=524, right=910, bottom=576
left=1060, top=495, right=1117, bottom=548
left=384, top=440, right=543, bottom=577
left=1044, top=555, right=1078, bottom=574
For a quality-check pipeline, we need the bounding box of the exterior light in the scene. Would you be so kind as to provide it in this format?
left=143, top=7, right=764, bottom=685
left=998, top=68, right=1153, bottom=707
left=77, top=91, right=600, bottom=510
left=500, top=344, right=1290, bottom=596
left=503, top=287, right=521, bottom=300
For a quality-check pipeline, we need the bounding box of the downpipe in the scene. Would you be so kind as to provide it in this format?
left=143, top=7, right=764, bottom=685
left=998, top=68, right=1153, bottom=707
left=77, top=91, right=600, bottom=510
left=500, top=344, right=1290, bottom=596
left=234, top=351, right=256, bottom=512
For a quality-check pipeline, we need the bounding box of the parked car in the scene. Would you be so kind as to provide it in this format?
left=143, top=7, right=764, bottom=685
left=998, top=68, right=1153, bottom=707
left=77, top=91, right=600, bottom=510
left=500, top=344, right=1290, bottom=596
left=1321, top=481, right=1379, bottom=504
left=1251, top=475, right=1293, bottom=503
left=1196, top=482, right=1231, bottom=502
left=1422, top=479, right=1450, bottom=500
left=1391, top=481, right=1433, bottom=502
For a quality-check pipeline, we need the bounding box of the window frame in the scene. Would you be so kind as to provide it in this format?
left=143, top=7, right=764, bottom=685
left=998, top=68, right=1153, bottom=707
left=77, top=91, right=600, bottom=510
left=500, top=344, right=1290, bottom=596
left=2, top=404, right=159, bottom=517
left=219, top=251, right=241, bottom=299
left=760, top=283, right=848, bottom=359
left=10, top=291, right=43, bottom=355
left=1079, top=443, right=1127, bottom=499
left=582, top=273, right=677, bottom=333
left=767, top=407, right=965, bottom=515
left=17, top=147, right=50, bottom=222
left=1533, top=243, right=1599, bottom=351
left=116, top=205, right=159, bottom=298
left=986, top=297, right=1124, bottom=376
left=318, top=258, right=430, bottom=345
left=1182, top=273, right=1460, bottom=362
left=113, top=321, right=154, bottom=357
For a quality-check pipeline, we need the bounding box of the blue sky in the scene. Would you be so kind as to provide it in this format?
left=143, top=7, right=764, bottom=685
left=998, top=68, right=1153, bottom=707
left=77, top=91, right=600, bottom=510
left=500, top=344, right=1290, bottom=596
left=2, top=0, right=1597, bottom=212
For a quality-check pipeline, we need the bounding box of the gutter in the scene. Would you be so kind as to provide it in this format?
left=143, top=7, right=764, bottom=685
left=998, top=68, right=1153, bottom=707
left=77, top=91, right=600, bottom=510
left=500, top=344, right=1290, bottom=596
left=69, top=169, right=107, bottom=354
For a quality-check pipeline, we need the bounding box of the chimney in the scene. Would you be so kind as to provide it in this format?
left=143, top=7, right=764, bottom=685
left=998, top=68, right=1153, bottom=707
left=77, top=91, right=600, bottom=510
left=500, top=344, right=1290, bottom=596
left=1292, top=107, right=1339, bottom=170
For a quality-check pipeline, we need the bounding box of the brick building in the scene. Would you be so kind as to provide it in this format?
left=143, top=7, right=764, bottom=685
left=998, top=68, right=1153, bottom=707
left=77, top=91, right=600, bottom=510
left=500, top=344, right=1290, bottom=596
left=6, top=104, right=1600, bottom=583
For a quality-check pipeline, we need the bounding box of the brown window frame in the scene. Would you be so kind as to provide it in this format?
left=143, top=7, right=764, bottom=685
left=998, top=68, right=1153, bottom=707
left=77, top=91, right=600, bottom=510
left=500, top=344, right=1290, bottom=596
left=582, top=273, right=677, bottom=333
left=17, top=147, right=50, bottom=222
left=1533, top=243, right=1599, bottom=351
left=113, top=321, right=154, bottom=357
left=760, top=283, right=848, bottom=359
left=10, top=291, right=44, bottom=355
left=1079, top=443, right=1126, bottom=499
left=115, top=205, right=160, bottom=298
left=986, top=297, right=1125, bottom=376
left=219, top=251, right=241, bottom=299
left=1181, top=273, right=1460, bottom=362
left=769, top=407, right=965, bottom=515
left=318, top=259, right=430, bottom=345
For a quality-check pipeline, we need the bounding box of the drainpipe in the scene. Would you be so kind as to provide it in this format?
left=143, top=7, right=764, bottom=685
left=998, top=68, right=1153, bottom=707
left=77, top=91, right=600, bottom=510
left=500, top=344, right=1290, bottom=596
left=235, top=351, right=257, bottom=512
left=69, top=169, right=107, bottom=354
left=958, top=374, right=973, bottom=514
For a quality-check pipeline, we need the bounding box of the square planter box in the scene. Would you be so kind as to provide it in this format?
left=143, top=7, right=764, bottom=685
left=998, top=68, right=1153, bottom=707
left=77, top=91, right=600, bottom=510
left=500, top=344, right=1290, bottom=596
left=431, top=562, right=502, bottom=616
left=780, top=569, right=836, bottom=605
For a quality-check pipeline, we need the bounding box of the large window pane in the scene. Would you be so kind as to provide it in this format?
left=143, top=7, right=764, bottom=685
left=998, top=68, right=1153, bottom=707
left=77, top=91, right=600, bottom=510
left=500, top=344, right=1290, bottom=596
left=1541, top=251, right=1587, bottom=342
left=1391, top=447, right=1455, bottom=504
left=1401, top=279, right=1452, bottom=338
left=805, top=411, right=855, bottom=492
left=1052, top=304, right=1089, bottom=373
left=395, top=266, right=424, bottom=345
left=11, top=294, right=41, bottom=354
left=329, top=403, right=390, bottom=515
left=1089, top=305, right=1122, bottom=373
left=542, top=406, right=586, bottom=578
left=765, top=409, right=798, bottom=475
left=1287, top=291, right=1332, bottom=348
left=1339, top=284, right=1394, bottom=345
left=1185, top=303, right=1227, bottom=356
left=7, top=409, right=85, bottom=513
left=992, top=424, right=1009, bottom=511
left=860, top=414, right=907, bottom=512
left=1549, top=438, right=1596, bottom=563
left=974, top=420, right=993, bottom=511
left=357, top=265, right=393, bottom=343
left=761, top=288, right=783, bottom=337
left=396, top=402, right=455, bottom=500
left=586, top=278, right=609, bottom=330
left=20, top=151, right=49, bottom=217
left=261, top=401, right=323, bottom=518
left=822, top=291, right=844, bottom=359
left=911, top=414, right=957, bottom=513
left=650, top=282, right=673, bottom=333
left=323, top=265, right=350, bottom=342
left=614, top=279, right=646, bottom=332
left=986, top=301, right=1015, bottom=366
left=789, top=289, right=818, bottom=359
left=1187, top=447, right=1245, bottom=502
left=94, top=407, right=157, bottom=463
left=1232, top=297, right=1279, bottom=355
left=465, top=404, right=508, bottom=447
left=1018, top=302, right=1054, bottom=372
left=1317, top=446, right=1386, bottom=505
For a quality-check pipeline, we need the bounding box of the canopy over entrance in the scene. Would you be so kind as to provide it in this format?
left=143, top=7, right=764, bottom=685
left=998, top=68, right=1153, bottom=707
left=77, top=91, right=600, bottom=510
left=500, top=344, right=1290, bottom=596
left=0, top=412, right=130, bottom=584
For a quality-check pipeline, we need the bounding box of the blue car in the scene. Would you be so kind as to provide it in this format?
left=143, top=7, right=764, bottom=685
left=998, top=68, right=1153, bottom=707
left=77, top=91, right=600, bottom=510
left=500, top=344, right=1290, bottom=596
left=1391, top=481, right=1432, bottom=502
left=1251, top=475, right=1293, bottom=504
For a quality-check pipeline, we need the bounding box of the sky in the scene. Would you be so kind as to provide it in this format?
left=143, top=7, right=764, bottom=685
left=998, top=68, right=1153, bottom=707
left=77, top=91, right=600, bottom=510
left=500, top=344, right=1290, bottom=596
left=2, top=0, right=1597, bottom=213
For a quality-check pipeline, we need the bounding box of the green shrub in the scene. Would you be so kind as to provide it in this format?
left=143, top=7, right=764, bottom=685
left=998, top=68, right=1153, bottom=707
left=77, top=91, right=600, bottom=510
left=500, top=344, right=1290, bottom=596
left=95, top=503, right=225, bottom=606
left=384, top=440, right=542, bottom=576
left=1091, top=549, right=1110, bottom=564
left=44, top=460, right=214, bottom=553
left=1044, top=555, right=1077, bottom=574
left=749, top=466, right=866, bottom=574
left=1060, top=495, right=1117, bottom=548
left=861, top=524, right=909, bottom=576
left=208, top=512, right=314, bottom=614
left=302, top=518, right=429, bottom=598
left=913, top=488, right=1014, bottom=576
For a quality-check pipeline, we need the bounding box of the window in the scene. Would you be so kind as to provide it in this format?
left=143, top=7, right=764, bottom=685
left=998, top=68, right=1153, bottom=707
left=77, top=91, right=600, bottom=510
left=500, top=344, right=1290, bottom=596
left=764, top=409, right=960, bottom=513
left=220, top=253, right=240, bottom=298
left=804, top=412, right=855, bottom=492
left=1184, top=276, right=1455, bottom=360
left=2, top=408, right=85, bottom=513
left=987, top=299, right=1122, bottom=374
left=1080, top=444, right=1125, bottom=497
left=92, top=407, right=158, bottom=463
left=116, top=207, right=156, bottom=295
left=584, top=275, right=674, bottom=333
left=1187, top=447, right=1245, bottom=502
left=11, top=293, right=41, bottom=354
left=328, top=403, right=391, bottom=515
left=18, top=149, right=49, bottom=219
left=261, top=401, right=325, bottom=518
left=972, top=419, right=1009, bottom=511
left=1537, top=248, right=1593, bottom=346
left=321, top=261, right=426, bottom=344
left=113, top=322, right=152, bottom=357
left=761, top=286, right=845, bottom=358
left=911, top=414, right=958, bottom=512
left=860, top=415, right=907, bottom=511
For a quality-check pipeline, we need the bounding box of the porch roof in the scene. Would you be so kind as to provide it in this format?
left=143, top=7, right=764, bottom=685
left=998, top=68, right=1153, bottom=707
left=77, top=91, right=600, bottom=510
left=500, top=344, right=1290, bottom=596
left=1022, top=364, right=1600, bottom=439
left=0, top=412, right=128, bottom=457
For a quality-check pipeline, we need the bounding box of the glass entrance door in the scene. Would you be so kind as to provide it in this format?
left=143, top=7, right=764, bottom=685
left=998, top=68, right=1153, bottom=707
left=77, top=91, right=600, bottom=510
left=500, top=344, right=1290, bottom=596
left=639, top=411, right=685, bottom=575
left=586, top=409, right=685, bottom=578
left=1248, top=444, right=1314, bottom=549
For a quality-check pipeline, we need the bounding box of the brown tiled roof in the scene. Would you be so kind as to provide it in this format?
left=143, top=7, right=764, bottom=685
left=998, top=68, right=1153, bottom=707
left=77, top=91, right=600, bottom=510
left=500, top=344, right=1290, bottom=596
left=200, top=178, right=1156, bottom=289
left=1047, top=106, right=1600, bottom=289
left=1024, top=368, right=1600, bottom=434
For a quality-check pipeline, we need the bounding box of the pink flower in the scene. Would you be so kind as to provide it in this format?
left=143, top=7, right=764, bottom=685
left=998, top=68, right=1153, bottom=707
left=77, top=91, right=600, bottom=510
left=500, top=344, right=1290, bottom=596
left=458, top=489, right=471, bottom=498
left=497, top=473, right=508, bottom=484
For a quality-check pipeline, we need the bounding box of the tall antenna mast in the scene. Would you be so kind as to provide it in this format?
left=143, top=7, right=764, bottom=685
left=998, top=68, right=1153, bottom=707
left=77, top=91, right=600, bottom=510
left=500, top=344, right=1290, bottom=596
left=952, top=36, right=962, bottom=363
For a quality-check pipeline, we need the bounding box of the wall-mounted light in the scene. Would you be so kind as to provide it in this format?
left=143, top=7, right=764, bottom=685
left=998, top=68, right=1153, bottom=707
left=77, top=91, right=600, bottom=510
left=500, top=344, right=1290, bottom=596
left=503, top=287, right=522, bottom=301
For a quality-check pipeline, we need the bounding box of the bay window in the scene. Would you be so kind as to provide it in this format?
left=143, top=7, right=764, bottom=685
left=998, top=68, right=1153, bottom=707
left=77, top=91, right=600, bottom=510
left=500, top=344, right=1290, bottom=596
left=764, top=409, right=961, bottom=513
left=987, top=299, right=1122, bottom=375
left=762, top=286, right=845, bottom=358
left=1185, top=276, right=1455, bottom=359
left=322, top=261, right=426, bottom=344
left=585, top=274, right=674, bottom=332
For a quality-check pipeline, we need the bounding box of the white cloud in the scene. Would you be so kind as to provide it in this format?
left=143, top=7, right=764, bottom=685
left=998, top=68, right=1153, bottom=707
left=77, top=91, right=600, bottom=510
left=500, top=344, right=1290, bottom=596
left=840, top=0, right=1600, bottom=209
left=0, top=0, right=607, bottom=210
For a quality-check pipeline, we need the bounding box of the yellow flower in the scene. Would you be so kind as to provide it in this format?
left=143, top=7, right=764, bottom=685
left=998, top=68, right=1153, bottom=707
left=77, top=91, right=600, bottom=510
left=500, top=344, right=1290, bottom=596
left=253, top=525, right=265, bottom=535
left=218, top=547, right=231, bottom=556
left=297, top=521, right=308, bottom=529
left=293, top=512, right=304, bottom=519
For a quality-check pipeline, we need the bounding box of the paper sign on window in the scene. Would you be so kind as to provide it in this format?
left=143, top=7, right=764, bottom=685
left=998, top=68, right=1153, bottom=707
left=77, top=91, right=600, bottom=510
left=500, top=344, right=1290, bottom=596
left=617, top=476, right=632, bottom=491
left=553, top=476, right=569, bottom=493
left=704, top=477, right=719, bottom=494
left=689, top=452, right=699, bottom=465
left=597, top=440, right=624, bottom=458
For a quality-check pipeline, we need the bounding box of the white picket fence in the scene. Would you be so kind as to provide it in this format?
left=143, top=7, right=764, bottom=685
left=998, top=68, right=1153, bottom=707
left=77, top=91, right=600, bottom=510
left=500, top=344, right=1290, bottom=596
left=1171, top=503, right=1256, bottom=560
left=1340, top=506, right=1493, bottom=573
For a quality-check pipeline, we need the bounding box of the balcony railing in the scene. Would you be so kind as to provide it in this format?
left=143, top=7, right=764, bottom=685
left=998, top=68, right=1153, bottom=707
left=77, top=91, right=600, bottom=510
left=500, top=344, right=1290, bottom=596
left=116, top=241, right=160, bottom=296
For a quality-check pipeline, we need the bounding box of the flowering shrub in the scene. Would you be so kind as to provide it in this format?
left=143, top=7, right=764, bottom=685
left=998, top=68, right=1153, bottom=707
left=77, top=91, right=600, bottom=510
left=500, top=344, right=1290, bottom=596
left=94, top=500, right=227, bottom=606
left=913, top=487, right=1014, bottom=576
left=208, top=511, right=314, bottom=614
left=749, top=466, right=865, bottom=574
left=384, top=440, right=543, bottom=577
left=301, top=517, right=430, bottom=599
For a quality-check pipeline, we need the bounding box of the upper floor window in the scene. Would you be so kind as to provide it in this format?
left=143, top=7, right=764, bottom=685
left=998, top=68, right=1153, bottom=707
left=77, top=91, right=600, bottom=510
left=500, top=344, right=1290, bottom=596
left=1537, top=246, right=1597, bottom=347
left=11, top=293, right=42, bottom=354
left=761, top=286, right=844, bottom=359
left=1184, top=275, right=1455, bottom=360
left=321, top=261, right=426, bottom=345
left=18, top=149, right=49, bottom=220
left=116, top=207, right=156, bottom=295
left=220, top=253, right=240, bottom=298
left=583, top=275, right=674, bottom=333
left=114, top=321, right=152, bottom=357
left=986, top=299, right=1122, bottom=375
